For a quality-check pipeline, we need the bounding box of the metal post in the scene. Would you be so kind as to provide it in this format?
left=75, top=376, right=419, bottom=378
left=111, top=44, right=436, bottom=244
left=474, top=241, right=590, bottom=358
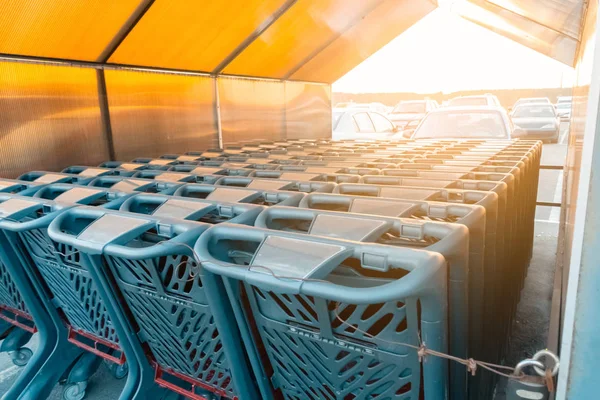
left=214, top=77, right=224, bottom=149
left=556, top=5, right=600, bottom=397
left=96, top=69, right=116, bottom=161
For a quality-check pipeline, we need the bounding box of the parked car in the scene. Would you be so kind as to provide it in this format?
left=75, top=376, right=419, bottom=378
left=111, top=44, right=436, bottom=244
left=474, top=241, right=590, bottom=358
left=511, top=97, right=552, bottom=111
left=332, top=108, right=400, bottom=140
left=556, top=96, right=572, bottom=104
left=409, top=106, right=512, bottom=139
left=387, top=99, right=438, bottom=130
left=556, top=102, right=572, bottom=120
left=447, top=94, right=502, bottom=107
left=511, top=103, right=560, bottom=143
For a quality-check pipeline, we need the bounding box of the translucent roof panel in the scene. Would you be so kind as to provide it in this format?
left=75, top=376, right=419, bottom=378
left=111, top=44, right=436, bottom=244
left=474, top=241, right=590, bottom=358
left=457, top=0, right=586, bottom=66
left=109, top=0, right=288, bottom=71
left=0, top=0, right=143, bottom=61
left=487, top=0, right=584, bottom=39
left=222, top=0, right=384, bottom=79
left=291, top=0, right=436, bottom=82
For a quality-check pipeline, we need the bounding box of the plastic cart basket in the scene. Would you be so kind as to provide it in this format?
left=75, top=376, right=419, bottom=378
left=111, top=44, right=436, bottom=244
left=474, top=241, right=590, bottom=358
left=17, top=171, right=95, bottom=185
left=62, top=166, right=137, bottom=178
left=250, top=170, right=360, bottom=183
left=372, top=169, right=520, bottom=350
left=119, top=193, right=265, bottom=225
left=88, top=176, right=182, bottom=194
left=48, top=207, right=267, bottom=400
left=254, top=206, right=469, bottom=399
left=170, top=164, right=250, bottom=175
left=196, top=224, right=449, bottom=400
left=0, top=178, right=43, bottom=194
left=214, top=176, right=336, bottom=193
left=20, top=183, right=132, bottom=210
left=279, top=164, right=382, bottom=177
left=223, top=160, right=281, bottom=171
left=389, top=162, right=533, bottom=333
left=0, top=195, right=151, bottom=400
left=132, top=170, right=202, bottom=184
left=172, top=184, right=305, bottom=206
left=159, top=154, right=204, bottom=164
left=305, top=158, right=396, bottom=168
left=130, top=158, right=179, bottom=170
left=189, top=150, right=226, bottom=159
left=297, top=192, right=489, bottom=386
left=98, top=161, right=150, bottom=171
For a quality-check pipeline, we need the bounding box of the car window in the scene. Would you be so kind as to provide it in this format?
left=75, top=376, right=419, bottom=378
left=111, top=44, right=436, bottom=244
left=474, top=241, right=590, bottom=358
left=370, top=113, right=395, bottom=132
left=513, top=105, right=556, bottom=118
left=353, top=112, right=375, bottom=132
left=414, top=111, right=508, bottom=139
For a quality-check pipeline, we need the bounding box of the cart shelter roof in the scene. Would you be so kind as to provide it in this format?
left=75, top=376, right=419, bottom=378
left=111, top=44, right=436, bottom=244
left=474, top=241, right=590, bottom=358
left=0, top=0, right=589, bottom=82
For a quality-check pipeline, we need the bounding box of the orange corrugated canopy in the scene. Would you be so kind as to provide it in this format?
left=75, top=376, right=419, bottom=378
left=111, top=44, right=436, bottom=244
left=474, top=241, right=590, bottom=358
left=0, top=0, right=437, bottom=83
left=0, top=0, right=587, bottom=81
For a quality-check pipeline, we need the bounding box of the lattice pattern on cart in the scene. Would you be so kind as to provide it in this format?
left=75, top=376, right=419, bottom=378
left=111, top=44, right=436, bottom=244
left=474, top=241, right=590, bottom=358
left=0, top=261, right=29, bottom=313
left=19, top=228, right=119, bottom=345
left=247, top=286, right=418, bottom=399
left=104, top=254, right=236, bottom=397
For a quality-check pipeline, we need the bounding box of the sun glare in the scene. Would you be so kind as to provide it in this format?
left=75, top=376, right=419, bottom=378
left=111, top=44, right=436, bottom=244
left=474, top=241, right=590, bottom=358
left=333, top=6, right=575, bottom=94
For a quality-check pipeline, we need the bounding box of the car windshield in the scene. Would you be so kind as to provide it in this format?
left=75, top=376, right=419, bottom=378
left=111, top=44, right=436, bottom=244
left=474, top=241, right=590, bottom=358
left=413, top=111, right=507, bottom=139
left=448, top=97, right=488, bottom=107
left=557, top=103, right=571, bottom=109
left=513, top=105, right=555, bottom=118
left=392, top=102, right=426, bottom=114
left=332, top=112, right=345, bottom=129
left=516, top=98, right=550, bottom=107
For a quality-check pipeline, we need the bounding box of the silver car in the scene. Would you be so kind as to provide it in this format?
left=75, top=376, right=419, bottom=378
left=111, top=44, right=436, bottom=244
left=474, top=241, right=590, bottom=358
left=556, top=102, right=572, bottom=120
left=387, top=100, right=438, bottom=130
left=410, top=106, right=512, bottom=139
left=511, top=104, right=560, bottom=143
left=332, top=108, right=400, bottom=140
left=447, top=94, right=502, bottom=108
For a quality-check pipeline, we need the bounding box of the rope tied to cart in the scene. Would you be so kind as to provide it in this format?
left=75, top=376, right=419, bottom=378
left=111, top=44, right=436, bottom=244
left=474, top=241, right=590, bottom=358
left=234, top=262, right=560, bottom=390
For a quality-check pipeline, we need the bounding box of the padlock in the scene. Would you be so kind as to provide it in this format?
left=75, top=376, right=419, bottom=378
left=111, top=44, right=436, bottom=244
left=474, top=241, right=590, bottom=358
left=506, top=374, right=549, bottom=400
left=507, top=349, right=560, bottom=400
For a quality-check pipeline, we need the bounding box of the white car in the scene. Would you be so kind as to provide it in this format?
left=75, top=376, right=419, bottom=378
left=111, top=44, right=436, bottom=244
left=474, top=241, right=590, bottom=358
left=555, top=102, right=572, bottom=120
left=512, top=97, right=552, bottom=110
left=447, top=94, right=502, bottom=108
left=387, top=100, right=438, bottom=130
left=332, top=108, right=400, bottom=140
left=410, top=106, right=512, bottom=139
left=511, top=104, right=560, bottom=143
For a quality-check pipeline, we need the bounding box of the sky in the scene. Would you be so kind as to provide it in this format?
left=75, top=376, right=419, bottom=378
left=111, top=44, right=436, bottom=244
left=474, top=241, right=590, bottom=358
left=333, top=6, right=575, bottom=94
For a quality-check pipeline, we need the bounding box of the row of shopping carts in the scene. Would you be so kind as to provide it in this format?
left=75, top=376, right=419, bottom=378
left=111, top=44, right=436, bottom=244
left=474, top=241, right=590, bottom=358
left=0, top=138, right=541, bottom=400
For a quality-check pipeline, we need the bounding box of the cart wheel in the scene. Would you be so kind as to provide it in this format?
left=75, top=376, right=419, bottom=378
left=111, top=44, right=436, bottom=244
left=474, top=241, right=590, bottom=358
left=10, top=348, right=33, bottom=367
left=108, top=362, right=128, bottom=380
left=63, top=381, right=87, bottom=400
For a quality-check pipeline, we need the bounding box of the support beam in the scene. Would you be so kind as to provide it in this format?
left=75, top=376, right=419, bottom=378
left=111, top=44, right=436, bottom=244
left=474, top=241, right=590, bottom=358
left=212, top=0, right=299, bottom=75
left=213, top=78, right=224, bottom=149
left=96, top=70, right=116, bottom=161
left=97, top=0, right=156, bottom=63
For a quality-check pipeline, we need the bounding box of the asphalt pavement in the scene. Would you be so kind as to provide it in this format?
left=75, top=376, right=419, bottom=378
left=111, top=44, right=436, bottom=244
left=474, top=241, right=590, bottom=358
left=0, top=127, right=570, bottom=400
